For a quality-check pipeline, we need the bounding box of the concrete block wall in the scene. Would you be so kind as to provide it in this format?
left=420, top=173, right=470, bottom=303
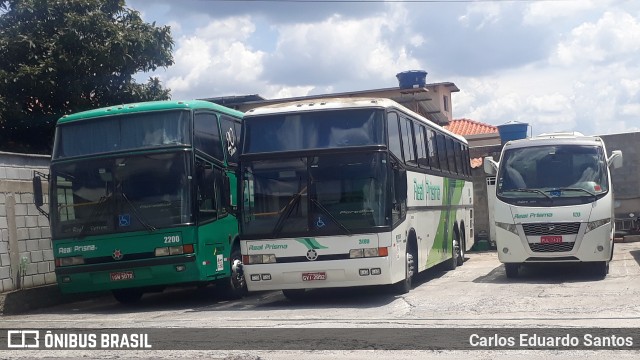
left=0, top=151, right=53, bottom=293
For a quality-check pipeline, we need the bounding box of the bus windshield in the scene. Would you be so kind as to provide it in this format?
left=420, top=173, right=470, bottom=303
left=497, top=144, right=608, bottom=204
left=241, top=152, right=389, bottom=238
left=243, top=109, right=385, bottom=153
left=51, top=152, right=191, bottom=239
left=53, top=110, right=191, bottom=159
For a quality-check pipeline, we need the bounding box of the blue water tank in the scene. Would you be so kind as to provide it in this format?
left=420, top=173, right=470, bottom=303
left=396, top=70, right=427, bottom=89
left=497, top=121, right=529, bottom=145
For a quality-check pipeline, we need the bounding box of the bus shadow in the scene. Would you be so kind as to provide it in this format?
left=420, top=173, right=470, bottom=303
left=32, top=262, right=456, bottom=315
left=629, top=250, right=640, bottom=267
left=473, top=263, right=607, bottom=284
left=28, top=284, right=269, bottom=316
left=248, top=286, right=399, bottom=309
left=244, top=263, right=451, bottom=310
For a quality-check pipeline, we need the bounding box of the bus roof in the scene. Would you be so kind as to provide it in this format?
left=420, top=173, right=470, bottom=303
left=57, top=100, right=243, bottom=124
left=504, top=132, right=605, bottom=149
left=245, top=97, right=467, bottom=144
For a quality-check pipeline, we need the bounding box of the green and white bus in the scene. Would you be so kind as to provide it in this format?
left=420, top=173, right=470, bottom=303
left=33, top=100, right=246, bottom=303
left=238, top=97, right=474, bottom=299
left=484, top=132, right=623, bottom=278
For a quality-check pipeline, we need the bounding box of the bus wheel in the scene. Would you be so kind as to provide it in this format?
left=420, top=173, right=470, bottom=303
left=282, top=289, right=307, bottom=301
left=446, top=236, right=458, bottom=271
left=112, top=289, right=143, bottom=304
left=392, top=247, right=415, bottom=294
left=219, top=248, right=248, bottom=299
left=594, top=261, right=609, bottom=279
left=505, top=263, right=519, bottom=278
left=456, top=234, right=465, bottom=267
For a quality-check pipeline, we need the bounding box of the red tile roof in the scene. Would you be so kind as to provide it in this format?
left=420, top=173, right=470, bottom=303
left=446, top=118, right=498, bottom=136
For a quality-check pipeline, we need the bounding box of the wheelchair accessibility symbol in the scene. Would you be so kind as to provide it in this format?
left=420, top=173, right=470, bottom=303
left=316, top=216, right=325, bottom=228
left=119, top=214, right=131, bottom=227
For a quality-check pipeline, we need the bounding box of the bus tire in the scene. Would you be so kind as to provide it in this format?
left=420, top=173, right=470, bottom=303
left=392, top=245, right=416, bottom=294
left=594, top=261, right=609, bottom=279
left=505, top=263, right=519, bottom=278
left=456, top=228, right=465, bottom=267
left=446, top=234, right=458, bottom=271
left=219, top=247, right=248, bottom=299
left=282, top=289, right=307, bottom=301
left=112, top=289, right=143, bottom=304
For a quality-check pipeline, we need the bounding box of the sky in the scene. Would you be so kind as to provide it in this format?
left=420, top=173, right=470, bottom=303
left=128, top=0, right=640, bottom=137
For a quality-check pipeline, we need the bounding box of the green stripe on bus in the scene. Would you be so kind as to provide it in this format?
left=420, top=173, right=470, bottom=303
left=296, top=238, right=329, bottom=250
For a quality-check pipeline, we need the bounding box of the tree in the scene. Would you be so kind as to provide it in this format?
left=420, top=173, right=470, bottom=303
left=0, top=0, right=174, bottom=153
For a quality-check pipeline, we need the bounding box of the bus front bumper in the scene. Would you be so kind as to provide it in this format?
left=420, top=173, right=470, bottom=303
left=54, top=254, right=203, bottom=293
left=495, top=225, right=613, bottom=264
left=244, top=257, right=393, bottom=292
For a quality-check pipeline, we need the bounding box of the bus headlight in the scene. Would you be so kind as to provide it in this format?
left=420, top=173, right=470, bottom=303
left=155, top=244, right=194, bottom=257
left=242, top=254, right=276, bottom=264
left=349, top=249, right=364, bottom=258
left=585, top=218, right=610, bottom=234
left=350, top=248, right=388, bottom=258
left=496, top=222, right=518, bottom=235
left=56, top=256, right=85, bottom=267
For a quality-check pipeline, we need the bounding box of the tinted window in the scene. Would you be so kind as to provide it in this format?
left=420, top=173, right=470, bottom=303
left=244, top=109, right=384, bottom=153
left=426, top=128, right=439, bottom=170
left=416, top=125, right=428, bottom=168
left=194, top=113, right=224, bottom=161
left=54, top=110, right=191, bottom=159
left=436, top=133, right=448, bottom=172
left=196, top=157, right=227, bottom=223
left=447, top=138, right=457, bottom=173
left=387, top=112, right=403, bottom=160
left=463, top=144, right=471, bottom=176
left=401, top=117, right=416, bottom=166
left=219, top=115, right=241, bottom=164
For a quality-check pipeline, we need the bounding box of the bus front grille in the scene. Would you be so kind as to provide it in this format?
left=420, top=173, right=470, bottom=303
left=528, top=242, right=576, bottom=252
left=522, top=222, right=581, bottom=236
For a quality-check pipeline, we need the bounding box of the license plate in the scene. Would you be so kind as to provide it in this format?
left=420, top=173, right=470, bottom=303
left=302, top=272, right=326, bottom=281
left=540, top=236, right=563, bottom=244
left=110, top=271, right=134, bottom=281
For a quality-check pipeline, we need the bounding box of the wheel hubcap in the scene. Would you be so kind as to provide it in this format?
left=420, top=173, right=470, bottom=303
left=407, top=252, right=415, bottom=278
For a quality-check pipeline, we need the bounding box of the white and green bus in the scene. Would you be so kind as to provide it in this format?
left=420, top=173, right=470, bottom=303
left=484, top=132, right=623, bottom=278
left=238, top=97, right=474, bottom=299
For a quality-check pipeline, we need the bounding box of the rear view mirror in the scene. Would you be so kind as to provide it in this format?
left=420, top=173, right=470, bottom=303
left=484, top=156, right=498, bottom=175
left=608, top=150, right=623, bottom=169
left=33, top=176, right=44, bottom=207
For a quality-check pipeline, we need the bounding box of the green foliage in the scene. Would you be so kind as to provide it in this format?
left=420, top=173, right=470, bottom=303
left=0, top=0, right=174, bottom=153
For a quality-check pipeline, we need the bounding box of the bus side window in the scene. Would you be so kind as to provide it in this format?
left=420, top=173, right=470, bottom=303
left=196, top=158, right=218, bottom=222
left=446, top=138, right=457, bottom=173
left=220, top=115, right=240, bottom=165
left=416, top=125, right=429, bottom=168
left=387, top=112, right=403, bottom=161
left=400, top=117, right=417, bottom=167
left=194, top=112, right=224, bottom=162
left=391, top=159, right=407, bottom=225
left=426, top=128, right=439, bottom=170
left=436, top=133, right=448, bottom=172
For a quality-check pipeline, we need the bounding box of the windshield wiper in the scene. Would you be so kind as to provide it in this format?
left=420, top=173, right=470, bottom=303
left=548, top=187, right=597, bottom=199
left=121, top=192, right=157, bottom=232
left=501, top=188, right=552, bottom=199
left=272, top=192, right=303, bottom=238
left=75, top=194, right=112, bottom=238
left=310, top=198, right=351, bottom=235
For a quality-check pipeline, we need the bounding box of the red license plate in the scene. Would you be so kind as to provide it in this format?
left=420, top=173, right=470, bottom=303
left=302, top=272, right=327, bottom=281
left=540, top=236, right=563, bottom=244
left=110, top=271, right=134, bottom=281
